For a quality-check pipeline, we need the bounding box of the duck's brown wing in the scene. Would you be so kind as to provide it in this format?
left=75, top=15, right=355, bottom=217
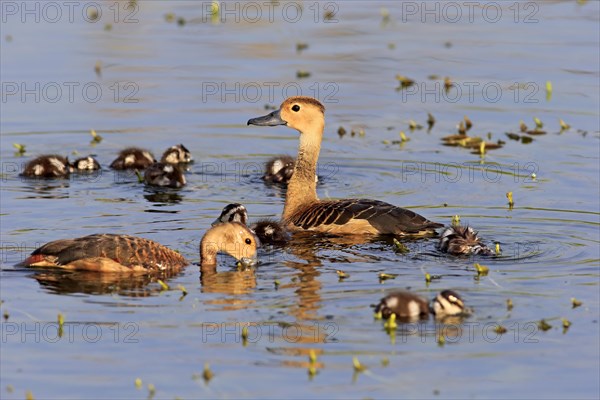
left=288, top=199, right=443, bottom=235
left=22, top=234, right=188, bottom=272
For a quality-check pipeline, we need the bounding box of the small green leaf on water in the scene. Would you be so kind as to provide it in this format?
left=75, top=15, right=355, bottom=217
left=274, top=280, right=280, bottom=290
left=90, top=129, right=102, bottom=143
left=464, top=115, right=473, bottom=131
left=479, top=141, right=486, bottom=156
left=3, top=311, right=9, bottom=321
left=561, top=318, right=571, bottom=330
left=203, top=363, right=214, bottom=383
left=242, top=325, right=249, bottom=346
left=157, top=280, right=169, bottom=291
left=177, top=17, right=186, bottom=26
left=408, top=120, right=422, bottom=130
left=427, top=113, right=436, bottom=130
left=392, top=238, right=409, bottom=254
left=374, top=310, right=382, bottom=320
left=474, top=263, right=489, bottom=275
left=444, top=77, right=453, bottom=91
left=495, top=243, right=501, bottom=255
left=352, top=357, right=367, bottom=372
left=296, top=42, right=308, bottom=52
left=13, top=143, right=26, bottom=155
left=104, top=23, right=112, bottom=31
left=494, top=325, right=507, bottom=334
left=559, top=119, right=571, bottom=131
left=399, top=131, right=409, bottom=142
left=135, top=378, right=142, bottom=389
left=337, top=126, right=347, bottom=138
left=425, top=273, right=432, bottom=283
left=147, top=384, right=156, bottom=398
left=533, top=117, right=544, bottom=129
left=545, top=81, right=552, bottom=100
left=308, top=364, right=318, bottom=378
left=451, top=215, right=460, bottom=226
left=506, top=192, right=514, bottom=207
left=296, top=70, right=311, bottom=79
left=26, top=390, right=34, bottom=400
left=519, top=121, right=528, bottom=133
left=94, top=60, right=102, bottom=76
left=135, top=170, right=144, bottom=183
left=538, top=319, right=552, bottom=331
left=506, top=298, right=513, bottom=311
left=437, top=334, right=445, bottom=346
left=384, top=313, right=397, bottom=331
left=309, top=349, right=317, bottom=365
left=177, top=285, right=187, bottom=296
left=6, top=384, right=14, bottom=393
left=381, top=357, right=389, bottom=367
left=395, top=75, right=415, bottom=88
left=571, top=298, right=582, bottom=308
left=58, top=313, right=64, bottom=337
left=164, top=13, right=175, bottom=22
left=382, top=140, right=390, bottom=145
left=336, top=270, right=349, bottom=279
left=378, top=272, right=398, bottom=282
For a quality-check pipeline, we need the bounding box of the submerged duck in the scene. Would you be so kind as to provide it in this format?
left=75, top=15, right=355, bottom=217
left=248, top=96, right=443, bottom=235
left=375, top=289, right=471, bottom=320
left=438, top=225, right=493, bottom=255
left=160, top=144, right=193, bottom=164
left=213, top=203, right=289, bottom=245
left=144, top=162, right=186, bottom=188
left=21, top=155, right=70, bottom=178
left=263, top=155, right=295, bottom=184
left=20, top=222, right=257, bottom=272
left=110, top=147, right=155, bottom=170
left=71, top=156, right=101, bottom=171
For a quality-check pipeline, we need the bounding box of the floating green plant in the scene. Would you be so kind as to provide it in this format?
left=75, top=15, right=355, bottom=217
left=157, top=279, right=169, bottom=291
left=437, top=334, right=445, bottom=347
left=58, top=313, right=64, bottom=338
left=451, top=215, right=460, bottom=226
left=381, top=357, right=389, bottom=367
left=495, top=243, right=501, bottom=255
left=374, top=310, right=382, bottom=320
left=444, top=77, right=453, bottom=91
left=538, top=319, right=552, bottom=331
left=104, top=23, right=112, bottom=31
left=506, top=298, right=513, bottom=311
left=90, top=129, right=102, bottom=143
left=571, top=298, right=582, bottom=308
left=392, top=238, right=409, bottom=254
left=408, top=120, right=422, bottom=131
left=562, top=318, right=571, bottom=330
left=309, top=349, right=317, bottom=365
left=274, top=280, right=280, bottom=290
left=296, top=42, right=308, bottom=52
left=337, top=126, right=346, bottom=138
left=164, top=13, right=175, bottom=22
left=378, top=272, right=398, bottom=283
left=559, top=119, right=571, bottom=131
left=203, top=363, right=214, bottom=383
left=427, top=113, right=436, bottom=131
left=177, top=17, right=186, bottom=26
left=494, top=325, right=507, bottom=334
left=13, top=143, right=26, bottom=156
left=177, top=285, right=187, bottom=296
left=464, top=116, right=473, bottom=131
left=425, top=273, right=432, bottom=283
left=3, top=311, right=9, bottom=321
left=519, top=121, right=528, bottom=133
left=474, top=263, right=489, bottom=276
left=26, top=391, right=34, bottom=400
left=135, top=378, right=142, bottom=389
left=296, top=70, right=311, bottom=79
left=546, top=81, right=553, bottom=101
left=94, top=61, right=102, bottom=76
left=384, top=313, right=397, bottom=331
left=533, top=117, right=544, bottom=129
left=352, top=357, right=367, bottom=372
left=242, top=325, right=249, bottom=346
left=135, top=170, right=144, bottom=183
left=457, top=121, right=467, bottom=135
left=395, top=74, right=415, bottom=89
left=506, top=192, right=514, bottom=208
left=336, top=270, right=349, bottom=280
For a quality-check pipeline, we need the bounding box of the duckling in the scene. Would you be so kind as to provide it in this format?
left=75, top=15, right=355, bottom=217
left=430, top=290, right=473, bottom=317
left=213, top=203, right=289, bottom=245
left=438, top=225, right=493, bottom=255
left=110, top=147, right=155, bottom=170
left=20, top=222, right=257, bottom=272
left=375, top=291, right=430, bottom=320
left=160, top=144, right=193, bottom=164
left=374, top=290, right=471, bottom=320
left=248, top=97, right=443, bottom=235
left=263, top=155, right=295, bottom=183
left=144, top=162, right=186, bottom=188
left=21, top=155, right=70, bottom=178
left=71, top=156, right=101, bottom=171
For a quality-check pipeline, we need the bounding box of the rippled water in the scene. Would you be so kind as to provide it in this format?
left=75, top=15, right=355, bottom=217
left=1, top=1, right=599, bottom=399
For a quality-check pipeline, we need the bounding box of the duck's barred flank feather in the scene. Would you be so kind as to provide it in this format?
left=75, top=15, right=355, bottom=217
left=288, top=199, right=443, bottom=234
left=28, top=234, right=188, bottom=271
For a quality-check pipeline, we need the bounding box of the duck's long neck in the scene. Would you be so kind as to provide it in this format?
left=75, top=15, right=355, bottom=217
left=283, top=124, right=323, bottom=222
left=199, top=232, right=219, bottom=267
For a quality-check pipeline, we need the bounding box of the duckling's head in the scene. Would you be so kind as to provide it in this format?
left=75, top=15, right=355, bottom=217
left=161, top=144, right=193, bottom=164
left=431, top=290, right=472, bottom=317
left=212, top=203, right=248, bottom=227
left=200, top=222, right=258, bottom=267
left=248, top=96, right=325, bottom=135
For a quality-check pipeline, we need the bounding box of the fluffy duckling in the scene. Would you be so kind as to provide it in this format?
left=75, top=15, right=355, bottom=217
left=248, top=97, right=443, bottom=236
left=375, top=290, right=471, bottom=320
left=144, top=162, right=186, bottom=188
left=213, top=203, right=289, bottom=245
left=430, top=290, right=473, bottom=317
left=263, top=155, right=295, bottom=183
left=20, top=222, right=258, bottom=272
left=438, top=225, right=493, bottom=255
left=160, top=144, right=193, bottom=164
left=21, top=155, right=70, bottom=178
left=110, top=147, right=155, bottom=170
left=71, top=156, right=101, bottom=171
left=375, top=291, right=430, bottom=320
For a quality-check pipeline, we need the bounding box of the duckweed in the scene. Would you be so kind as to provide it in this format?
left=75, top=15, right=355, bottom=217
left=538, top=319, right=552, bottom=331
left=352, top=357, right=367, bottom=372
left=507, top=298, right=514, bottom=311
left=135, top=378, right=142, bottom=389
left=392, top=238, right=409, bottom=253
left=202, top=363, right=214, bottom=383
left=12, top=143, right=25, bottom=156
left=494, top=325, right=507, bottom=334
left=571, top=298, right=583, bottom=308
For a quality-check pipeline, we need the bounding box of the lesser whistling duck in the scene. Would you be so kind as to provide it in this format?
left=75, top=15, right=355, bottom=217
left=110, top=147, right=156, bottom=170
left=20, top=222, right=257, bottom=272
left=21, top=155, right=71, bottom=178
left=213, top=203, right=289, bottom=245
left=375, top=289, right=471, bottom=320
left=248, top=96, right=443, bottom=235
left=438, top=225, right=493, bottom=255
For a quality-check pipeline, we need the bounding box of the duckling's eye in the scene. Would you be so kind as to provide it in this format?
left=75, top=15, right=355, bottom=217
left=245, top=238, right=252, bottom=245
left=292, top=105, right=300, bottom=112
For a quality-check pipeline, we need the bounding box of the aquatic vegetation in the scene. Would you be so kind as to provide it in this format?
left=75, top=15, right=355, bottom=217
left=474, top=263, right=489, bottom=276
left=336, top=270, right=349, bottom=280
left=296, top=42, right=308, bottom=53
left=90, top=129, right=102, bottom=144
left=296, top=70, right=311, bottom=79
left=494, top=325, right=507, bottom=334
left=395, top=74, right=415, bottom=89
left=384, top=313, right=397, bottom=331
left=202, top=363, right=214, bottom=383
left=495, top=243, right=501, bottom=255
left=427, top=113, right=436, bottom=131
left=12, top=143, right=26, bottom=156
left=506, top=192, right=514, bottom=208
left=507, top=298, right=514, bottom=311
left=571, top=298, right=582, bottom=308
left=392, top=238, right=409, bottom=254
left=337, top=126, right=347, bottom=138
left=134, top=378, right=142, bottom=389
left=538, top=319, right=552, bottom=331
left=352, top=357, right=367, bottom=372
left=378, top=272, right=398, bottom=283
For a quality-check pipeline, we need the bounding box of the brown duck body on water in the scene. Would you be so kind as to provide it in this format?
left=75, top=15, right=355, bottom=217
left=20, top=223, right=257, bottom=272
left=248, top=96, right=442, bottom=235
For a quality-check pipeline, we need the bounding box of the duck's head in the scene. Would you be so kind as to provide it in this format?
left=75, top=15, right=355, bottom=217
left=431, top=290, right=473, bottom=317
left=200, top=222, right=258, bottom=267
left=248, top=96, right=325, bottom=135
left=212, top=203, right=248, bottom=227
left=161, top=144, right=193, bottom=164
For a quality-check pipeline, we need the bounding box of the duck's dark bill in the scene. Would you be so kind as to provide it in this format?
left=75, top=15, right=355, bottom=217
left=247, top=109, right=287, bottom=126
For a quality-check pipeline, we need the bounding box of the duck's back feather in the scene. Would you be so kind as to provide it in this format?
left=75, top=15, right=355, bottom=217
left=286, top=199, right=443, bottom=235
left=22, top=234, right=188, bottom=272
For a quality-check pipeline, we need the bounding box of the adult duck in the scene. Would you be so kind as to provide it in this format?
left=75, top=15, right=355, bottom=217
left=248, top=96, right=442, bottom=235
left=20, top=223, right=257, bottom=272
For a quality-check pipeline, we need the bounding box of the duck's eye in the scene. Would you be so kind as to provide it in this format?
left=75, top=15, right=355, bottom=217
left=292, top=105, right=300, bottom=112
left=245, top=238, right=252, bottom=245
